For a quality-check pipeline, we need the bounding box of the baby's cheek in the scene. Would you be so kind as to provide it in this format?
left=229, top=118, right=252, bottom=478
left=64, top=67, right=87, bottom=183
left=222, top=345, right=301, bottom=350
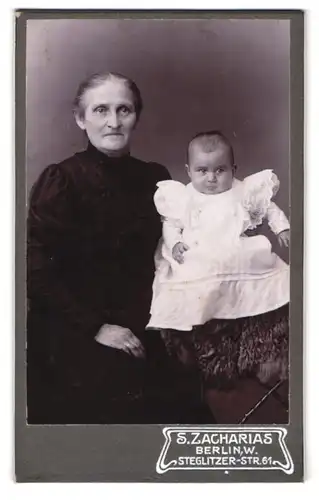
left=225, top=174, right=233, bottom=188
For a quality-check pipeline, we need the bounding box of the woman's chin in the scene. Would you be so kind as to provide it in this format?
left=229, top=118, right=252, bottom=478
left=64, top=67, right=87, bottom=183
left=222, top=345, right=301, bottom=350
left=103, top=138, right=125, bottom=149
left=95, top=140, right=128, bottom=157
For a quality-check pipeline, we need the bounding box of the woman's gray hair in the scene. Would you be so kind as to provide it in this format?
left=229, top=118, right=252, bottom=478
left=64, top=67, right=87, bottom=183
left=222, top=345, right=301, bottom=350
left=73, top=72, right=143, bottom=119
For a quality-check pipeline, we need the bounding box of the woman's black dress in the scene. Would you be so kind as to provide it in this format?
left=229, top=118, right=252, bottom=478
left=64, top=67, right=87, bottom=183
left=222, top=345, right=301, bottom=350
left=27, top=143, right=201, bottom=424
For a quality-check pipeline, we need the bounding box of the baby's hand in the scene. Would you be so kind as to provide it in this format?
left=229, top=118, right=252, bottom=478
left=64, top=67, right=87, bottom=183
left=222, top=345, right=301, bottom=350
left=277, top=229, right=290, bottom=248
left=172, top=242, right=189, bottom=264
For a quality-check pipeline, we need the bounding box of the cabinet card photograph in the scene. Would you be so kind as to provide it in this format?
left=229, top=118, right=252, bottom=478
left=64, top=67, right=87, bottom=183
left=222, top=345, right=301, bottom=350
left=15, top=10, right=304, bottom=482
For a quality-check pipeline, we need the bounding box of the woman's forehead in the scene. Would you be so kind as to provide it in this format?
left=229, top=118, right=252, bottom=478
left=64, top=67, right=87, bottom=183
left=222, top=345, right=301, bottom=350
left=83, top=79, right=134, bottom=106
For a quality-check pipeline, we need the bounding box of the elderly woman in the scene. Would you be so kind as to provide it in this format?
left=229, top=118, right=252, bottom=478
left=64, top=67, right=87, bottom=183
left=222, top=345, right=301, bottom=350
left=27, top=72, right=209, bottom=424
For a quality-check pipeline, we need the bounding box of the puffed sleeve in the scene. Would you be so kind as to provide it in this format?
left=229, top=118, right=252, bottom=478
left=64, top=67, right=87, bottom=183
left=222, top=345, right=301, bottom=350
left=154, top=180, right=188, bottom=250
left=27, top=164, right=105, bottom=338
left=154, top=180, right=188, bottom=220
left=241, top=169, right=281, bottom=230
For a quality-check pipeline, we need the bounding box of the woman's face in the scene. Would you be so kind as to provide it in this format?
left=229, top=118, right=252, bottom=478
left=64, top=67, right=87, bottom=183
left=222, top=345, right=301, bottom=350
left=75, top=78, right=138, bottom=156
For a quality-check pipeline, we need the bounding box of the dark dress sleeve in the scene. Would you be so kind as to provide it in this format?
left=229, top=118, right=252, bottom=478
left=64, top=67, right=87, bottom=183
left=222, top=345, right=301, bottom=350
left=150, top=162, right=171, bottom=183
left=27, top=163, right=105, bottom=338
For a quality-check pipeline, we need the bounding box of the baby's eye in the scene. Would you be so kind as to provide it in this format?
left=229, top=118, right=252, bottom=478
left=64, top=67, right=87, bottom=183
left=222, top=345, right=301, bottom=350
left=216, top=167, right=225, bottom=175
left=199, top=168, right=207, bottom=174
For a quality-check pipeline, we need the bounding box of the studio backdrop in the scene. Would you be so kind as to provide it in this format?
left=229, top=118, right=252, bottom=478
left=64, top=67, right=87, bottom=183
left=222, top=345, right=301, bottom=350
left=26, top=18, right=290, bottom=220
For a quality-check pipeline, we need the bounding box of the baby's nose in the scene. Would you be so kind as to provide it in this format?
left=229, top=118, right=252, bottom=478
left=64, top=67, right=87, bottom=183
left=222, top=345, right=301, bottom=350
left=207, top=172, right=216, bottom=182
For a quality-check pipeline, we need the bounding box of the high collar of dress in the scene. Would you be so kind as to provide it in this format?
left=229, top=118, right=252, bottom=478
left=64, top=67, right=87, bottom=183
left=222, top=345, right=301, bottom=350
left=86, top=141, right=131, bottom=166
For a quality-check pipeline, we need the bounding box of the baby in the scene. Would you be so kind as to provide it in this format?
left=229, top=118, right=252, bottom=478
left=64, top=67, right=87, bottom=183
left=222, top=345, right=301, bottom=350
left=147, top=131, right=290, bottom=333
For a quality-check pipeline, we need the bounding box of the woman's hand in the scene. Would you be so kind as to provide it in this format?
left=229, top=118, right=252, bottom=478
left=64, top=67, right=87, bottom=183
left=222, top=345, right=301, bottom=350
left=172, top=241, right=189, bottom=264
left=277, top=229, right=290, bottom=248
left=95, top=324, right=145, bottom=358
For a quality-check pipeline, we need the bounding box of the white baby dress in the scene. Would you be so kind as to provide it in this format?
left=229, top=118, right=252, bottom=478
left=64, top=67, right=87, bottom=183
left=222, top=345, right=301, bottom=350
left=147, top=169, right=290, bottom=331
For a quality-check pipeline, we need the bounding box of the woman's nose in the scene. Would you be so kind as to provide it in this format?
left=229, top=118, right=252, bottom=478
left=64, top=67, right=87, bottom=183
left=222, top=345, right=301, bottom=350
left=106, top=112, right=120, bottom=129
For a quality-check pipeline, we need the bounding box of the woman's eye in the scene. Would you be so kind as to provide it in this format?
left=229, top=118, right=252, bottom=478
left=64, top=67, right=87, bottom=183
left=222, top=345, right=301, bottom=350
left=95, top=106, right=107, bottom=114
left=119, top=106, right=131, bottom=115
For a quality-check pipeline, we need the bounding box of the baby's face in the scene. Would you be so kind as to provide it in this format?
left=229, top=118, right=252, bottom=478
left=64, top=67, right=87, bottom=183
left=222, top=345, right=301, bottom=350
left=186, top=145, right=235, bottom=195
